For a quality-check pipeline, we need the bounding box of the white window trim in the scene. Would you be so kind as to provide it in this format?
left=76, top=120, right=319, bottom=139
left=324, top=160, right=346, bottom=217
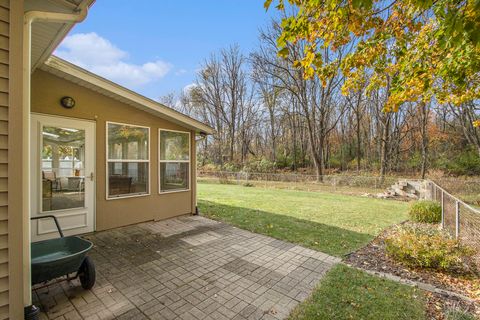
left=106, top=121, right=151, bottom=200
left=158, top=129, right=191, bottom=194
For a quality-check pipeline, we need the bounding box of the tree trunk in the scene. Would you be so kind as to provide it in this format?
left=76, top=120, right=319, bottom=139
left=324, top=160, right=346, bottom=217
left=316, top=136, right=325, bottom=182
left=356, top=109, right=362, bottom=172
left=203, top=137, right=208, bottom=166
left=380, top=114, right=391, bottom=182
left=315, top=159, right=324, bottom=182
left=229, top=129, right=235, bottom=163
left=269, top=110, right=276, bottom=164
left=420, top=102, right=429, bottom=179
left=304, top=108, right=324, bottom=182
left=313, top=149, right=324, bottom=182
left=353, top=91, right=363, bottom=173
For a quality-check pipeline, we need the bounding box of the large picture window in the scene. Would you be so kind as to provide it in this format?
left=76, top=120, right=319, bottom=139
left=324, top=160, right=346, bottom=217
left=107, top=122, right=150, bottom=198
left=159, top=130, right=190, bottom=193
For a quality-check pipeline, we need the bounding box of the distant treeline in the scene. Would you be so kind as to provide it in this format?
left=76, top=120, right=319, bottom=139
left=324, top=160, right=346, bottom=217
left=161, top=21, right=480, bottom=181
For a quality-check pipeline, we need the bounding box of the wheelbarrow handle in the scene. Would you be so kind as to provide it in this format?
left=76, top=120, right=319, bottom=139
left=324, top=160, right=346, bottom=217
left=31, top=215, right=64, bottom=237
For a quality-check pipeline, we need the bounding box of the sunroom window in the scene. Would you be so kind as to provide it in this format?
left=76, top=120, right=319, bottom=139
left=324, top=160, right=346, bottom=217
left=159, top=130, right=190, bottom=193
left=107, top=122, right=149, bottom=198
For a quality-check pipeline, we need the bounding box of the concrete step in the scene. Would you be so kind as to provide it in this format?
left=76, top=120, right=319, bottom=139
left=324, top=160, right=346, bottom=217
left=398, top=181, right=408, bottom=187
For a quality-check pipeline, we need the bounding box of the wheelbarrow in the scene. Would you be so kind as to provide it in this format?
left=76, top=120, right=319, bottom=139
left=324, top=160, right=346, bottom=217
left=31, top=215, right=96, bottom=290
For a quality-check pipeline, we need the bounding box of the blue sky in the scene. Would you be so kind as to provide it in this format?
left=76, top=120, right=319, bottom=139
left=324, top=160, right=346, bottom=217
left=56, top=1, right=277, bottom=101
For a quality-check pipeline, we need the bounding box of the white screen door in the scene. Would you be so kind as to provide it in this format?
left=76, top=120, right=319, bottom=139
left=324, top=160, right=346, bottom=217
left=31, top=114, right=95, bottom=241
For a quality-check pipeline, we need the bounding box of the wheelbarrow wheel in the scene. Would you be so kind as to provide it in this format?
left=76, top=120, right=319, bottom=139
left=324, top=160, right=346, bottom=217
left=79, top=256, right=96, bottom=290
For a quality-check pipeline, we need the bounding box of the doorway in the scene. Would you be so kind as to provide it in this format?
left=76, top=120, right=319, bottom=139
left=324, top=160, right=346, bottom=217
left=30, top=114, right=95, bottom=241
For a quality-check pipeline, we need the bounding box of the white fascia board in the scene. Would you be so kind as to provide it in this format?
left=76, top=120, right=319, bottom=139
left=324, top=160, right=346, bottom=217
left=41, top=56, right=214, bottom=135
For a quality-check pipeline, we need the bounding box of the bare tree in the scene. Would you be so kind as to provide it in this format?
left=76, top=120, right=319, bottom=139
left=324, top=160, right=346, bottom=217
left=418, top=102, right=430, bottom=179
left=251, top=48, right=283, bottom=164
left=449, top=102, right=480, bottom=157
left=176, top=19, right=479, bottom=179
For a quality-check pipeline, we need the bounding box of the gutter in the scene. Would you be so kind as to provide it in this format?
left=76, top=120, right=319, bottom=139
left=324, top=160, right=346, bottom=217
left=22, top=7, right=88, bottom=320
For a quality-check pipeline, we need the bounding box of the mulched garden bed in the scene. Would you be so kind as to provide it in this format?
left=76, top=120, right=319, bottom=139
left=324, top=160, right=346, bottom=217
left=344, top=222, right=480, bottom=320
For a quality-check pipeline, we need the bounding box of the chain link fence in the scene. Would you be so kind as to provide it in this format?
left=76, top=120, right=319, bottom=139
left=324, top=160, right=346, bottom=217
left=198, top=171, right=401, bottom=195
left=199, top=171, right=480, bottom=204
left=430, top=177, right=480, bottom=206
left=426, top=180, right=480, bottom=259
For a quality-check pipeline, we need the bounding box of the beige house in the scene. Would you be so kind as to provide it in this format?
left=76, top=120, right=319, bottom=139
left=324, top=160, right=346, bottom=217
left=1, top=0, right=213, bottom=318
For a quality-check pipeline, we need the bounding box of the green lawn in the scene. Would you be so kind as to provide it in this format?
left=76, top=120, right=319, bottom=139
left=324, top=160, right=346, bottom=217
left=289, top=264, right=426, bottom=320
left=198, top=182, right=409, bottom=256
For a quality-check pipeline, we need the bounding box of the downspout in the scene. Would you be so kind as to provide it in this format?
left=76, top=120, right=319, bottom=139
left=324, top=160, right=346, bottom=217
left=22, top=8, right=87, bottom=320
left=193, top=133, right=207, bottom=215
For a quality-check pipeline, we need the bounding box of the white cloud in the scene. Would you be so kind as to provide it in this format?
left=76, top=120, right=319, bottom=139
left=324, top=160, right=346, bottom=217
left=55, top=32, right=172, bottom=88
left=175, top=68, right=187, bottom=76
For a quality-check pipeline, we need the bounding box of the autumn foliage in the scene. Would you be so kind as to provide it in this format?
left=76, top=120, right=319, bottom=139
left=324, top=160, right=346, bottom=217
left=265, top=0, right=480, bottom=112
left=385, top=224, right=476, bottom=273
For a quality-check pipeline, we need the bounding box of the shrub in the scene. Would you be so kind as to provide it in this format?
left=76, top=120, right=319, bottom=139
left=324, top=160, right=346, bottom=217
left=436, top=149, right=480, bottom=176
left=243, top=158, right=277, bottom=173
left=199, top=163, right=219, bottom=172
left=222, top=162, right=239, bottom=172
left=451, top=150, right=480, bottom=176
left=256, top=158, right=277, bottom=173
left=409, top=201, right=441, bottom=223
left=385, top=225, right=475, bottom=273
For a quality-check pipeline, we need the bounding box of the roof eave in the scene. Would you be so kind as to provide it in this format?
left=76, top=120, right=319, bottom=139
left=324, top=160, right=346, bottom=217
left=40, top=56, right=214, bottom=135
left=29, top=0, right=97, bottom=71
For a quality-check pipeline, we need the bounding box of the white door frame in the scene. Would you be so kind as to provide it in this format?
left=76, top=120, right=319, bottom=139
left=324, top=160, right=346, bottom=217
left=30, top=113, right=96, bottom=241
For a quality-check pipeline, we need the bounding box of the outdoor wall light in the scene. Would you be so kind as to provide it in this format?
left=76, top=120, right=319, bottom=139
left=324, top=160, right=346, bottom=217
left=60, top=96, right=76, bottom=109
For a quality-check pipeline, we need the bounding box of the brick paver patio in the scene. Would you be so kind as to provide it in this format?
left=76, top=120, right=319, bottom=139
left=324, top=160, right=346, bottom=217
left=34, top=216, right=340, bottom=320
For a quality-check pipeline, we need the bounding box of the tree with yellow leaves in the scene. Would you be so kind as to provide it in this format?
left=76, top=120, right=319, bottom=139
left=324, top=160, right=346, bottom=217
left=265, top=0, right=480, bottom=116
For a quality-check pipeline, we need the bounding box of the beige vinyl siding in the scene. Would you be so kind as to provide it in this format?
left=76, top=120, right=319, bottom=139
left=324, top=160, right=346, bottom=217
left=0, top=1, right=7, bottom=318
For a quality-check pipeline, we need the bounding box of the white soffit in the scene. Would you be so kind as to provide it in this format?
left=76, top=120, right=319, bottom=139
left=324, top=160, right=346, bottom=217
left=26, top=0, right=95, bottom=71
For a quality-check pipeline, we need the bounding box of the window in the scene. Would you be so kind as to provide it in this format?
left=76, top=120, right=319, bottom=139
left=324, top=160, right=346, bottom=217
left=107, top=122, right=150, bottom=198
left=159, top=130, right=190, bottom=193
left=41, top=126, right=86, bottom=211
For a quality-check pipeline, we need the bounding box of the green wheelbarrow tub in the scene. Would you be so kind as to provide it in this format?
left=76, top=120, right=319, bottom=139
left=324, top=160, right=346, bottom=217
left=31, top=236, right=93, bottom=285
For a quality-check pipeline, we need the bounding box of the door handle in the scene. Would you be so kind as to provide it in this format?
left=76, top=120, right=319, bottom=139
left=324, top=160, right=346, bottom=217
left=90, top=172, right=94, bottom=181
